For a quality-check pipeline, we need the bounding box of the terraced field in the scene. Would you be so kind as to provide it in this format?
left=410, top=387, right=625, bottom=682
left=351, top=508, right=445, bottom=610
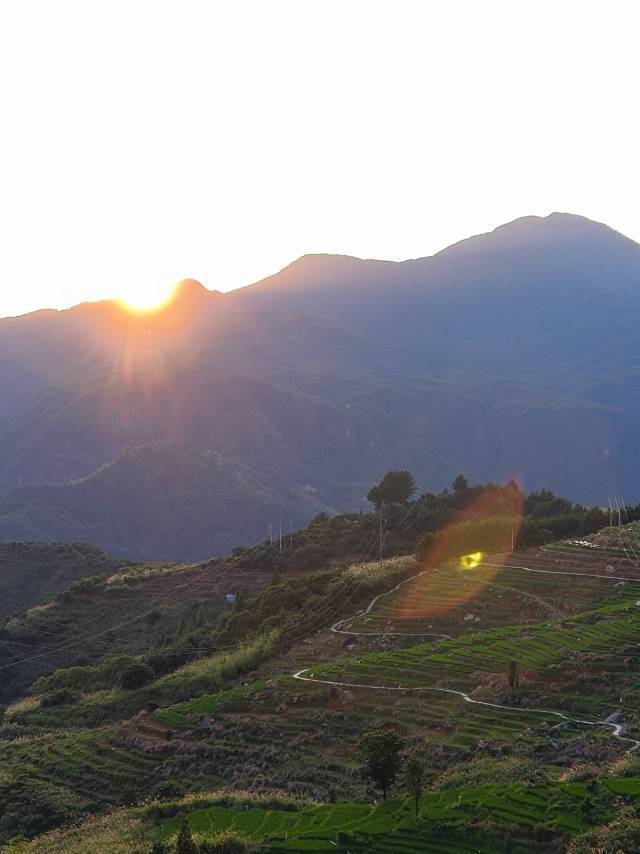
left=337, top=558, right=640, bottom=638
left=299, top=566, right=640, bottom=736
left=0, top=726, right=176, bottom=809
left=153, top=545, right=640, bottom=806
left=146, top=774, right=640, bottom=851
left=10, top=532, right=640, bottom=851
left=25, top=773, right=640, bottom=852
left=155, top=787, right=550, bottom=851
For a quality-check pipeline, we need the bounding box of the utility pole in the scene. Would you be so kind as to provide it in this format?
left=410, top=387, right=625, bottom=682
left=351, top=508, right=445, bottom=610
left=269, top=524, right=273, bottom=547
left=279, top=521, right=282, bottom=552
left=608, top=497, right=613, bottom=528
left=289, top=520, right=293, bottom=546
left=378, top=507, right=384, bottom=563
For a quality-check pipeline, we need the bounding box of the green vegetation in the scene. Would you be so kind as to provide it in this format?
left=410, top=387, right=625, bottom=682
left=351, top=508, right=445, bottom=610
left=404, top=758, right=425, bottom=818
left=0, top=540, right=119, bottom=617
left=175, top=818, right=197, bottom=854
left=119, top=662, right=154, bottom=690
left=4, top=482, right=640, bottom=851
left=358, top=729, right=406, bottom=801
left=366, top=470, right=416, bottom=510
left=18, top=775, right=640, bottom=852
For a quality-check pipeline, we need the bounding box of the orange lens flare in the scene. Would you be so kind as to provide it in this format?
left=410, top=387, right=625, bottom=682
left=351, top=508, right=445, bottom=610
left=398, top=482, right=524, bottom=622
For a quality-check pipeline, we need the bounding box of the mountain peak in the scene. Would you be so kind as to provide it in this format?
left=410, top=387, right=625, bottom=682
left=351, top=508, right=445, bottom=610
left=167, top=278, right=218, bottom=306
left=435, top=211, right=633, bottom=259
left=174, top=278, right=210, bottom=297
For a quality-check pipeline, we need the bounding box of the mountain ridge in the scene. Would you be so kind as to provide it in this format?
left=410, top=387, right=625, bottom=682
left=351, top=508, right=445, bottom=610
left=2, top=212, right=640, bottom=558
left=4, top=212, right=630, bottom=321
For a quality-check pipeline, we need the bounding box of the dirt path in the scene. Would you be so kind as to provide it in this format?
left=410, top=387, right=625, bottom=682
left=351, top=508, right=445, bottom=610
left=293, top=558, right=640, bottom=752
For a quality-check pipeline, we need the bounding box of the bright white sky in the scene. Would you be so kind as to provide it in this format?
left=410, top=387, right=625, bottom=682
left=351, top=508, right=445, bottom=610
left=1, top=0, right=639, bottom=317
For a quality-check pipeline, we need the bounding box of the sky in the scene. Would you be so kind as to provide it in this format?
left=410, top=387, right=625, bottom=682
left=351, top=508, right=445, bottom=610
left=1, top=0, right=639, bottom=317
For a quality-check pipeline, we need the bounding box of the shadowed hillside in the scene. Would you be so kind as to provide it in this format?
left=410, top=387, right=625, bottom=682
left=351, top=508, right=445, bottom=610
left=3, top=214, right=640, bottom=558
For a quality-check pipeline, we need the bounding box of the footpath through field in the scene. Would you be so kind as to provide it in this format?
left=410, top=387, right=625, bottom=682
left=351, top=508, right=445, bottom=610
left=293, top=555, right=640, bottom=751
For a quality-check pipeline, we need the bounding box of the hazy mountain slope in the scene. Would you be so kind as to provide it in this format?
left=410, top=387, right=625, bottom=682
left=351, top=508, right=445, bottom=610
left=238, top=213, right=640, bottom=401
left=0, top=379, right=637, bottom=561
left=0, top=541, right=118, bottom=618
left=2, top=213, right=640, bottom=558
left=0, top=442, right=334, bottom=561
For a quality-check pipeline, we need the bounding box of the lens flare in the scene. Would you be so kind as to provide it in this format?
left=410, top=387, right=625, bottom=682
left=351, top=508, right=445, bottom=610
left=397, top=482, right=524, bottom=622
left=459, top=551, right=485, bottom=570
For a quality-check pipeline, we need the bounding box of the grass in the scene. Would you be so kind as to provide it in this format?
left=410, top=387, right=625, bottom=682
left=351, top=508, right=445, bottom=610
left=25, top=775, right=640, bottom=852
left=6, top=538, right=640, bottom=848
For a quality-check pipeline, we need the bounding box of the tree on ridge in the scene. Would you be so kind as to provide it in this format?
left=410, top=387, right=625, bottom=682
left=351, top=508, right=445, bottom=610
left=367, top=470, right=416, bottom=510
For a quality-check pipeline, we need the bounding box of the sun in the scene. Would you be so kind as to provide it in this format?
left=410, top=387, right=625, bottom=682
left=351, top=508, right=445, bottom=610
left=117, top=282, right=179, bottom=313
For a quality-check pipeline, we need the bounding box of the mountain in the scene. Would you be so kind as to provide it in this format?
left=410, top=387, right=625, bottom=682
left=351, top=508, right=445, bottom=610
left=238, top=213, right=640, bottom=397
left=2, top=212, right=640, bottom=559
left=0, top=441, right=328, bottom=560
left=0, top=540, right=118, bottom=619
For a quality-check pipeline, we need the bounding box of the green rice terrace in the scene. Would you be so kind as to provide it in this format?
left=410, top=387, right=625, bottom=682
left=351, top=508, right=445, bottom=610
left=5, top=496, right=640, bottom=852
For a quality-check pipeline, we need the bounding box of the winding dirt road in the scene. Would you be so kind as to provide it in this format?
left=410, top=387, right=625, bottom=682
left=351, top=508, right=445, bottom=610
left=293, top=559, right=640, bottom=751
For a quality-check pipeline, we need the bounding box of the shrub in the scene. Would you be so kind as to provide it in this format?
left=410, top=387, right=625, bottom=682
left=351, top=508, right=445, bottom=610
left=40, top=688, right=79, bottom=707
left=432, top=757, right=548, bottom=791
left=567, top=809, right=640, bottom=852
left=144, top=609, right=162, bottom=625
left=197, top=831, right=249, bottom=853
left=175, top=818, right=197, bottom=854
left=119, top=663, right=154, bottom=690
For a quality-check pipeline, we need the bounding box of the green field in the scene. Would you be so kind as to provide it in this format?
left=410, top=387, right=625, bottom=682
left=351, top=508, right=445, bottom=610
left=7, top=526, right=640, bottom=851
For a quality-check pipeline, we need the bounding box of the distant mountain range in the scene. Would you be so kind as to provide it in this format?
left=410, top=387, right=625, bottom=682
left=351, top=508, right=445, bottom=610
left=2, top=212, right=640, bottom=560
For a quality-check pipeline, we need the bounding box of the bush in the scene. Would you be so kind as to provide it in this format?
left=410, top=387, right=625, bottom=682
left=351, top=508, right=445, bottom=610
left=40, top=688, right=78, bottom=707
left=119, top=663, right=154, bottom=690
left=432, top=757, right=547, bottom=791
left=197, top=831, right=249, bottom=853
left=567, top=809, right=640, bottom=852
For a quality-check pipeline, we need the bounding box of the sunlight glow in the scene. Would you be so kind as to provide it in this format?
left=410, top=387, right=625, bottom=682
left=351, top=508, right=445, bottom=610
left=459, top=551, right=485, bottom=570
left=399, top=484, right=524, bottom=620
left=2, top=2, right=640, bottom=318
left=117, top=283, right=179, bottom=314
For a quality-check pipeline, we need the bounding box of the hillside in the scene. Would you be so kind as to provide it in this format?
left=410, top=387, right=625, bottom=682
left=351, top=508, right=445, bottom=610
left=3, top=214, right=640, bottom=557
left=4, top=519, right=640, bottom=851
left=0, top=541, right=118, bottom=619
left=3, top=486, right=640, bottom=851
left=239, top=213, right=640, bottom=400
left=0, top=442, right=324, bottom=561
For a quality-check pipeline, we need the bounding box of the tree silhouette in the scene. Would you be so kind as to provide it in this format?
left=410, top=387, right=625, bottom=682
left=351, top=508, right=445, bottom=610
left=508, top=660, right=519, bottom=700
left=359, top=728, right=406, bottom=800
left=404, top=757, right=425, bottom=818
left=175, top=818, right=198, bottom=854
left=452, top=474, right=469, bottom=493
left=367, top=470, right=416, bottom=510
